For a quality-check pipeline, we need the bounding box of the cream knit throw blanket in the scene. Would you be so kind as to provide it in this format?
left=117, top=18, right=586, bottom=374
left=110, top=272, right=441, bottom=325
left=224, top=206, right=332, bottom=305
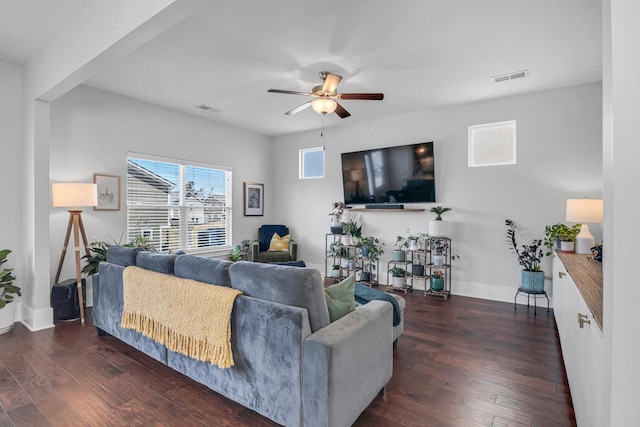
left=121, top=266, right=242, bottom=369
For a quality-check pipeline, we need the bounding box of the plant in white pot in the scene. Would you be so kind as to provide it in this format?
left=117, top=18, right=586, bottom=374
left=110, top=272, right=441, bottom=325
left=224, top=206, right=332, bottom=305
left=506, top=219, right=547, bottom=292
left=389, top=266, right=408, bottom=288
left=329, top=201, right=347, bottom=234
left=0, top=249, right=20, bottom=335
left=428, top=206, right=452, bottom=237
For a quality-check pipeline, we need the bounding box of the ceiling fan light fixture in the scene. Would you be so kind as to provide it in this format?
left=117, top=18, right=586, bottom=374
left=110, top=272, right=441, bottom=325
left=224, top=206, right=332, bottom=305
left=312, top=98, right=337, bottom=114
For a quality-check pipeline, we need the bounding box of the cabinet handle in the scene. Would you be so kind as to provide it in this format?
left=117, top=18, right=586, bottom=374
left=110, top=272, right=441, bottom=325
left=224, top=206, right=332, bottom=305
left=577, top=313, right=591, bottom=328
left=558, top=271, right=566, bottom=278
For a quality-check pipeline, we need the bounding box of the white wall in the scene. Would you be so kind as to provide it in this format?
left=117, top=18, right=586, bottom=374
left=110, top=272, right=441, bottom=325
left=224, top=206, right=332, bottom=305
left=272, top=82, right=602, bottom=302
left=0, top=61, right=23, bottom=320
left=49, top=85, right=273, bottom=303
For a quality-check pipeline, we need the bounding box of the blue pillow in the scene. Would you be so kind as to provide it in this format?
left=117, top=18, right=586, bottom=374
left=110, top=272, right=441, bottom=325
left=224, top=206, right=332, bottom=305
left=271, top=260, right=306, bottom=267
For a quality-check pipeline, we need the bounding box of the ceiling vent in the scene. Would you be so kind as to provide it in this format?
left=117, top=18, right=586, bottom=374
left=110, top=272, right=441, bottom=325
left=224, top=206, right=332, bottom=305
left=195, top=104, right=221, bottom=114
left=492, top=70, right=529, bottom=83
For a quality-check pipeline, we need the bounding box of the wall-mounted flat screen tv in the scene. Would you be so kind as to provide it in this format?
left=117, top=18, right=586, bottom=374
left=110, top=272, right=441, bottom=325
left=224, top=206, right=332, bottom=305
left=341, top=142, right=435, bottom=205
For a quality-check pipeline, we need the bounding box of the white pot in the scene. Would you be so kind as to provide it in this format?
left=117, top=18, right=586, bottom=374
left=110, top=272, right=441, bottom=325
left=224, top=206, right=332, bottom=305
left=429, top=220, right=449, bottom=238
left=331, top=268, right=341, bottom=278
left=391, top=276, right=407, bottom=288
left=559, top=241, right=575, bottom=252
left=0, top=302, right=15, bottom=335
left=341, top=235, right=351, bottom=246
left=408, top=240, right=420, bottom=251
left=432, top=254, right=446, bottom=266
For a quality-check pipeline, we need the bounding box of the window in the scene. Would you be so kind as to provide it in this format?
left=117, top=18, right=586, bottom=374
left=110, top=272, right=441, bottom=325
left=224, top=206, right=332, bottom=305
left=299, top=147, right=324, bottom=179
left=127, top=153, right=232, bottom=253
left=468, top=120, right=516, bottom=167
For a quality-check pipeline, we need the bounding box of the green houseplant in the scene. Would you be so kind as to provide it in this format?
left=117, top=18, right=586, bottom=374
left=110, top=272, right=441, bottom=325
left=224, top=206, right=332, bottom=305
left=389, top=266, right=408, bottom=288
left=82, top=236, right=157, bottom=276
left=506, top=219, right=546, bottom=292
left=543, top=223, right=582, bottom=255
left=329, top=201, right=347, bottom=234
left=355, top=236, right=384, bottom=282
left=0, top=249, right=20, bottom=335
left=429, top=206, right=452, bottom=237
left=430, top=269, right=446, bottom=291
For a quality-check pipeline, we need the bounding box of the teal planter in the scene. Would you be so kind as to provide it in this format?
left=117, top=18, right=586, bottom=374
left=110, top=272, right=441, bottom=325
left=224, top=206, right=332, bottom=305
left=392, top=250, right=406, bottom=262
left=521, top=270, right=545, bottom=292
left=430, top=277, right=445, bottom=291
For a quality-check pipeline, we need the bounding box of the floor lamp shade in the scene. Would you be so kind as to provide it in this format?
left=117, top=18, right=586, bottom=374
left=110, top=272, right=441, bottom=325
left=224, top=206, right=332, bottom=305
left=52, top=183, right=98, bottom=208
left=566, top=198, right=603, bottom=254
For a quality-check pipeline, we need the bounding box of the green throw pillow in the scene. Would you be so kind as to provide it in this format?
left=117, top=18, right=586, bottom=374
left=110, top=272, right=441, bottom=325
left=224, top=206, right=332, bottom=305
left=324, top=275, right=356, bottom=322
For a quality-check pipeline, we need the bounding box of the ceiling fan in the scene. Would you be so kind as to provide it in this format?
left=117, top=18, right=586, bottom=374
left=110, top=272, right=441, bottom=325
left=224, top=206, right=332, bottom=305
left=268, top=71, right=384, bottom=118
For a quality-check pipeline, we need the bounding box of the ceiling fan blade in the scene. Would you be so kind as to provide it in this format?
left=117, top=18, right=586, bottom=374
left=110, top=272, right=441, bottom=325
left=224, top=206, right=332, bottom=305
left=338, top=93, right=384, bottom=100
left=268, top=89, right=312, bottom=96
left=334, top=102, right=351, bottom=119
left=322, top=73, right=342, bottom=94
left=285, top=101, right=312, bottom=115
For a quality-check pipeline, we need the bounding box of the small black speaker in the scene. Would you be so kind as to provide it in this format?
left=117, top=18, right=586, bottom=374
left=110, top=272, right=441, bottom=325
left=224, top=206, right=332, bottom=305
left=51, top=278, right=86, bottom=321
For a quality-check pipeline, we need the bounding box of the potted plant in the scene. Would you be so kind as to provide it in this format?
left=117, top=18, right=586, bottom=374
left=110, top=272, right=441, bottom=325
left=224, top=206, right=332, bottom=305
left=393, top=235, right=409, bottom=261
left=0, top=249, right=20, bottom=335
left=412, top=251, right=427, bottom=276
left=430, top=269, right=446, bottom=291
left=506, top=219, right=546, bottom=292
left=228, top=251, right=244, bottom=262
left=331, top=264, right=341, bottom=278
left=355, top=236, right=384, bottom=282
left=429, top=239, right=449, bottom=266
left=543, top=223, right=582, bottom=255
left=329, top=201, right=347, bottom=234
left=241, top=239, right=251, bottom=252
left=342, top=216, right=362, bottom=246
left=82, top=236, right=157, bottom=276
left=389, top=266, right=408, bottom=288
left=429, top=206, right=452, bottom=237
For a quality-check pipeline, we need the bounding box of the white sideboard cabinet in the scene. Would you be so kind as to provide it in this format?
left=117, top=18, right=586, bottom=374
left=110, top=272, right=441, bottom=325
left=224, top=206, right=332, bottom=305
left=553, top=254, right=604, bottom=427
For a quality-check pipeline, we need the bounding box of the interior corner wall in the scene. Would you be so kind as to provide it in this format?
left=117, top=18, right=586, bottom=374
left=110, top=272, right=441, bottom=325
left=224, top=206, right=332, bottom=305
left=0, top=61, right=23, bottom=320
left=271, top=82, right=602, bottom=303
left=49, top=85, right=273, bottom=303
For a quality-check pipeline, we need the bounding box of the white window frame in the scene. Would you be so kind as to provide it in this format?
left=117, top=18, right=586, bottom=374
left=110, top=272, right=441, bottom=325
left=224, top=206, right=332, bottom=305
left=468, top=120, right=517, bottom=167
left=299, top=147, right=325, bottom=179
left=127, top=152, right=232, bottom=254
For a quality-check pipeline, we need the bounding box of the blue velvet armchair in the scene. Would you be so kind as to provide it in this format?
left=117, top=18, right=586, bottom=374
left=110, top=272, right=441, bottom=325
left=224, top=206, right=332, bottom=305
left=251, top=224, right=298, bottom=263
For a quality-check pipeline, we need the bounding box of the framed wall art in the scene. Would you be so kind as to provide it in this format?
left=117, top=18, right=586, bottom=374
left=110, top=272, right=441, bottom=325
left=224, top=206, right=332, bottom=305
left=93, top=173, right=121, bottom=211
left=244, top=182, right=264, bottom=216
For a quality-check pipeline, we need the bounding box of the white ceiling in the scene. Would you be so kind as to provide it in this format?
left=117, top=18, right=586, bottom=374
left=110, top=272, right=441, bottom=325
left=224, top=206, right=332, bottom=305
left=1, top=0, right=602, bottom=137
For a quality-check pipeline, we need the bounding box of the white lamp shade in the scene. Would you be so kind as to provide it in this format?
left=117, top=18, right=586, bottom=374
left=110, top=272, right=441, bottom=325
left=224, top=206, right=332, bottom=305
left=311, top=98, right=337, bottom=114
left=565, top=198, right=603, bottom=224
left=52, top=183, right=98, bottom=208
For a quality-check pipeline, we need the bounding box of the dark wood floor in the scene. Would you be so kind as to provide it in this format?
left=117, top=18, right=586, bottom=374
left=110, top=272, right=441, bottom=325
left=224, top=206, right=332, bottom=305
left=0, top=293, right=575, bottom=427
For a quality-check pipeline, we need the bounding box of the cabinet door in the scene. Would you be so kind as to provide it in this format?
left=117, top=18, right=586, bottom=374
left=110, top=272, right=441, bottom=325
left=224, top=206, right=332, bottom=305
left=552, top=256, right=569, bottom=347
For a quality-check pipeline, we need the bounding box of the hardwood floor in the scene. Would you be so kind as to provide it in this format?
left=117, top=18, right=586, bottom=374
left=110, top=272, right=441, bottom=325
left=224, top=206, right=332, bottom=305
left=0, top=293, right=575, bottom=426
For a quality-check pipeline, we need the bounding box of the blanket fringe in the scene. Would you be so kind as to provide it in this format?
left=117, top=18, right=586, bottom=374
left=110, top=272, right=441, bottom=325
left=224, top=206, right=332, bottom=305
left=121, top=311, right=235, bottom=369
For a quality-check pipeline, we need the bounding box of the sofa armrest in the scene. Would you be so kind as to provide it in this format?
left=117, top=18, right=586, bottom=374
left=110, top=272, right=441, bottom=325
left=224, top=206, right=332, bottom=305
left=289, top=240, right=298, bottom=261
left=302, top=300, right=393, bottom=427
left=251, top=241, right=259, bottom=262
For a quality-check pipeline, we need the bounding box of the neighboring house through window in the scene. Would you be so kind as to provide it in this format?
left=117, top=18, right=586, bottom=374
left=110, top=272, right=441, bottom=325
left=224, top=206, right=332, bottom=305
left=127, top=153, right=232, bottom=253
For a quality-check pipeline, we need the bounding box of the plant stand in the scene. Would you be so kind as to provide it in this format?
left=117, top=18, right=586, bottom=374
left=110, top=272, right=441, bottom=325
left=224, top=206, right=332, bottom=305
left=514, top=288, right=550, bottom=316
left=425, top=237, right=452, bottom=299
left=325, top=234, right=378, bottom=287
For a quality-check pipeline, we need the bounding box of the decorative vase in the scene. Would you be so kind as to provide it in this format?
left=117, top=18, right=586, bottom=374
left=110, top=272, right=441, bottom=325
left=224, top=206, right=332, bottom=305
left=559, top=241, right=575, bottom=252
left=430, top=277, right=445, bottom=291
left=0, top=302, right=15, bottom=335
left=392, top=250, right=406, bottom=262
left=428, top=220, right=449, bottom=238
left=412, top=265, right=425, bottom=276
left=521, top=270, right=545, bottom=292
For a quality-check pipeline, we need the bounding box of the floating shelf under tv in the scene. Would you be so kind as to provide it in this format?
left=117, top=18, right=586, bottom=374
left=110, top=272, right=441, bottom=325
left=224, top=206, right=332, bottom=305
left=350, top=208, right=425, bottom=212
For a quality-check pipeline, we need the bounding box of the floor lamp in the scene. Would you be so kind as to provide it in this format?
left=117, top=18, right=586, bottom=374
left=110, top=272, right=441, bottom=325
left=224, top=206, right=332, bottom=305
left=566, top=198, right=604, bottom=254
left=52, top=182, right=98, bottom=324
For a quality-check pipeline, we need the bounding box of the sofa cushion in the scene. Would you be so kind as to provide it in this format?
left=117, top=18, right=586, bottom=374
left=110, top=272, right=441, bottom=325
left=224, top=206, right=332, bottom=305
left=136, top=252, right=176, bottom=275
left=259, top=225, right=289, bottom=252
left=324, top=275, right=356, bottom=322
left=174, top=255, right=232, bottom=287
left=107, top=245, right=144, bottom=267
left=271, top=260, right=306, bottom=267
left=229, top=261, right=330, bottom=332
left=268, top=233, right=291, bottom=252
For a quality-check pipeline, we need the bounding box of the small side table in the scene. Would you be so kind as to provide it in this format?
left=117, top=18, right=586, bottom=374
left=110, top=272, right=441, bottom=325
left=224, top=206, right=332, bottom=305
left=514, top=288, right=549, bottom=316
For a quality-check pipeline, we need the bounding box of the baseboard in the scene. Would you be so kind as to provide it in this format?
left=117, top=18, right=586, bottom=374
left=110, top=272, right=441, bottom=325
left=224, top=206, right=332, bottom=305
left=451, top=279, right=555, bottom=309
left=18, top=303, right=55, bottom=331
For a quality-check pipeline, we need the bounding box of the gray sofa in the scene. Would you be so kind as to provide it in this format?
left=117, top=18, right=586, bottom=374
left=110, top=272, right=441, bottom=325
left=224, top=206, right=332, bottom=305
left=93, top=247, right=394, bottom=427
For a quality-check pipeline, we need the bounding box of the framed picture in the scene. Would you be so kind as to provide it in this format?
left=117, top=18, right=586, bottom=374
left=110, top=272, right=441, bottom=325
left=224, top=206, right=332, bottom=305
left=244, top=182, right=264, bottom=216
left=93, top=173, right=121, bottom=211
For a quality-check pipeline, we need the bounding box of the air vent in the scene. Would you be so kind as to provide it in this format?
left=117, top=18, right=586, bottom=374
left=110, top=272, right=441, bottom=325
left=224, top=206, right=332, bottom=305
left=492, top=69, right=529, bottom=83
left=195, top=105, right=221, bottom=114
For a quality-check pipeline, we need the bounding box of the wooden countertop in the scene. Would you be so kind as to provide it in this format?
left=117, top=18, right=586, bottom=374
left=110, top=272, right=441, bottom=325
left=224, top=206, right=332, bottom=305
left=557, top=252, right=603, bottom=330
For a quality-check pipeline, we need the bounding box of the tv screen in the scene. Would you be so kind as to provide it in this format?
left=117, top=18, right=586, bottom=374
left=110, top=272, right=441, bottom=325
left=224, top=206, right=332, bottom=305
left=341, top=142, right=435, bottom=205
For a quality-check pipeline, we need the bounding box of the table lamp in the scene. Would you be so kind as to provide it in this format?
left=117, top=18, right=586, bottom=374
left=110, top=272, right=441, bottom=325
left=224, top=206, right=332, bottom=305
left=565, top=198, right=603, bottom=254
left=350, top=169, right=364, bottom=200
left=52, top=182, right=98, bottom=323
